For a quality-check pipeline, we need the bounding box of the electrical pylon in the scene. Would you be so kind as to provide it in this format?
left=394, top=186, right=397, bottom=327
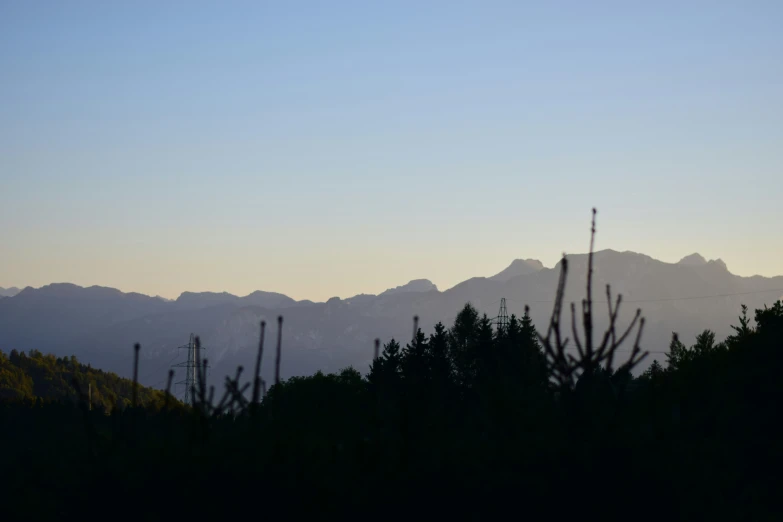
left=495, top=298, right=510, bottom=334
left=173, top=334, right=209, bottom=405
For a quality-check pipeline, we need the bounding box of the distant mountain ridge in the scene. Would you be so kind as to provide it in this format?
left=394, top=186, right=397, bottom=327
left=1, top=250, right=781, bottom=391
left=678, top=253, right=728, bottom=271
left=380, top=279, right=438, bottom=296
left=0, top=250, right=739, bottom=304
left=0, top=287, right=21, bottom=298
left=678, top=253, right=708, bottom=266
left=490, top=259, right=545, bottom=281
left=175, top=290, right=298, bottom=310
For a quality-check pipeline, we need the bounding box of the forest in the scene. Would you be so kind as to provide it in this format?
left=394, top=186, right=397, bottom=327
left=0, top=348, right=166, bottom=410
left=1, top=221, right=781, bottom=521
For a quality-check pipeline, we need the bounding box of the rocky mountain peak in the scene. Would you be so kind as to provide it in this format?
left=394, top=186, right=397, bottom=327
left=380, top=279, right=438, bottom=296
left=678, top=253, right=708, bottom=266
left=490, top=259, right=545, bottom=281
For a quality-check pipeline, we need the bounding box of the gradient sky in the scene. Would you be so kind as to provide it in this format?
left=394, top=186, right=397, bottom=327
left=1, top=1, right=782, bottom=301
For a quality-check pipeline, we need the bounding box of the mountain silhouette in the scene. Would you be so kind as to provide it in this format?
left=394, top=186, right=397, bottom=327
left=490, top=259, right=544, bottom=281
left=175, top=290, right=297, bottom=310
left=678, top=253, right=708, bottom=266
left=1, top=250, right=781, bottom=389
left=380, top=279, right=438, bottom=296
left=0, top=287, right=21, bottom=298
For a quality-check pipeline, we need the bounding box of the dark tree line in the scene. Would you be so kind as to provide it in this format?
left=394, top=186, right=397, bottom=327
left=2, top=302, right=779, bottom=521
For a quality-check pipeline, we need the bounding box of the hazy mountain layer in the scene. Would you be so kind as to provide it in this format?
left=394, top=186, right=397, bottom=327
left=1, top=251, right=781, bottom=391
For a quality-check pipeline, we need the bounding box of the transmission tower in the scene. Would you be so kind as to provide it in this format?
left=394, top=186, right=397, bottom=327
left=494, top=298, right=510, bottom=334
left=172, top=334, right=209, bottom=405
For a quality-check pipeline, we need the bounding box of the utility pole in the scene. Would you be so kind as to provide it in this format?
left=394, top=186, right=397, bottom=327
left=88, top=382, right=92, bottom=412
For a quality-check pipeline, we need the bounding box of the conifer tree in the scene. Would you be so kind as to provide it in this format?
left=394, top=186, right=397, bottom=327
left=401, top=328, right=429, bottom=385
left=428, top=322, right=452, bottom=390
left=368, top=339, right=402, bottom=389
left=450, top=303, right=480, bottom=387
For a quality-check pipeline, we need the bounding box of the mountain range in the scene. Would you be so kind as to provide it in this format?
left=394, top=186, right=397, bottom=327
left=1, top=251, right=781, bottom=393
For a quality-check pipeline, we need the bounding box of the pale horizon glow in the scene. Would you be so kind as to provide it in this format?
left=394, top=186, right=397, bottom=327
left=2, top=2, right=782, bottom=302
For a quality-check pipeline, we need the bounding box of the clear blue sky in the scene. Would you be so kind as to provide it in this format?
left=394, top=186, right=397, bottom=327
left=2, top=1, right=782, bottom=301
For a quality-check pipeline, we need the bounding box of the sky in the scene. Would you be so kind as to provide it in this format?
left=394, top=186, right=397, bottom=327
left=1, top=1, right=782, bottom=302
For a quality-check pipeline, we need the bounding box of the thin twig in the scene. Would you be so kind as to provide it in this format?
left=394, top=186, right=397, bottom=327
left=570, top=303, right=584, bottom=359
left=132, top=343, right=140, bottom=408
left=164, top=369, right=174, bottom=410
left=584, top=208, right=597, bottom=362
left=275, top=316, right=283, bottom=386
left=252, top=320, right=267, bottom=404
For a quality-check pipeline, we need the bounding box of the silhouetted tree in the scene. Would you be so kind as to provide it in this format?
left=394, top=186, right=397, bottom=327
left=449, top=304, right=480, bottom=388
left=368, top=339, right=402, bottom=389
left=401, top=328, right=429, bottom=386
left=428, top=322, right=452, bottom=388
